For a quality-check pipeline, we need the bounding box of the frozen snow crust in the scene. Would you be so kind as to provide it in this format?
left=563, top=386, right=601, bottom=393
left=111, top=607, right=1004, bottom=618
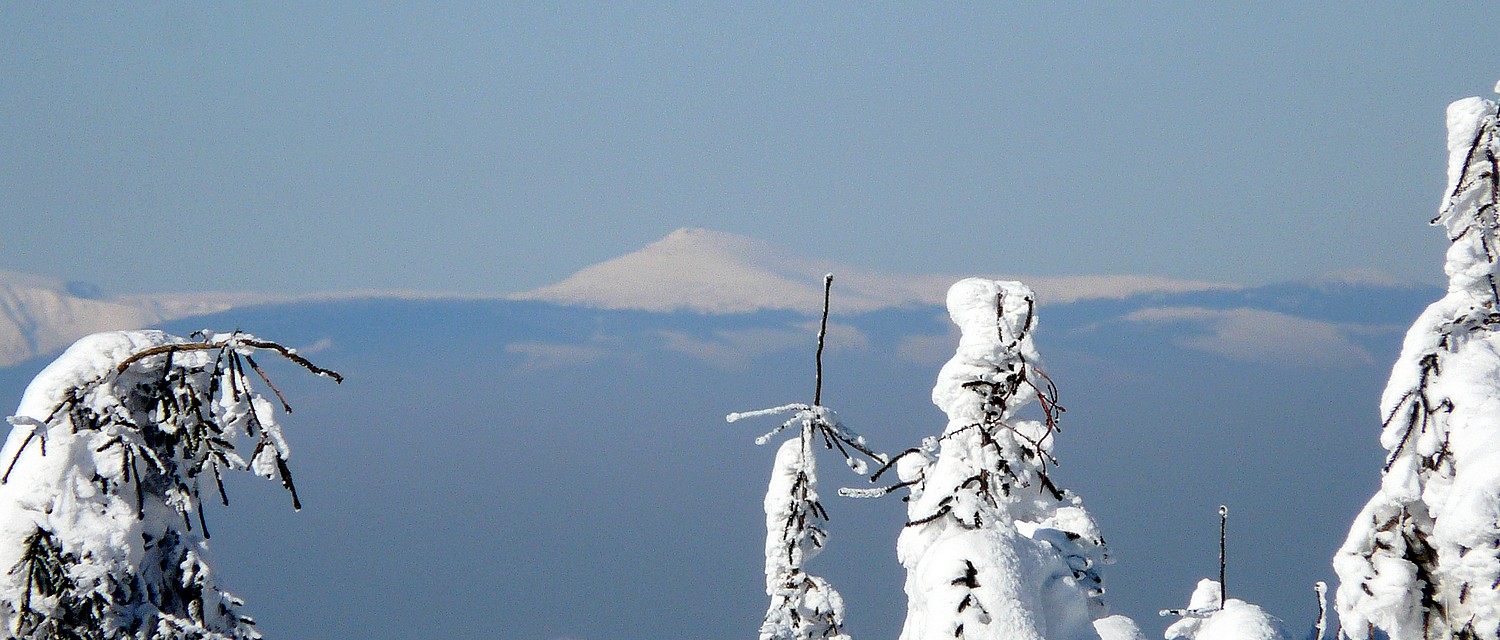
left=1335, top=97, right=1500, bottom=640
left=0, top=330, right=337, bottom=639
left=896, top=279, right=1119, bottom=640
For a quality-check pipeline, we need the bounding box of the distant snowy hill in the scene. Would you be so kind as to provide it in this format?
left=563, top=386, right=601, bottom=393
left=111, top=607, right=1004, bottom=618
left=513, top=227, right=1235, bottom=313
left=0, top=270, right=280, bottom=367
left=0, top=229, right=1411, bottom=370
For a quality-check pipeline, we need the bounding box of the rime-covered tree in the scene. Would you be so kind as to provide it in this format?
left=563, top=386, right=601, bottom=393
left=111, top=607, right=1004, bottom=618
left=1334, top=92, right=1500, bottom=640
left=728, top=275, right=881, bottom=640
left=1159, top=509, right=1289, bottom=640
left=1162, top=579, right=1288, bottom=640
left=880, top=278, right=1126, bottom=640
left=0, top=330, right=340, bottom=639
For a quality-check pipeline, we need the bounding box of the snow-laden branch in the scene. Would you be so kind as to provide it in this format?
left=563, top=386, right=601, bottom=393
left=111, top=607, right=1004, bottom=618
left=0, top=329, right=340, bottom=638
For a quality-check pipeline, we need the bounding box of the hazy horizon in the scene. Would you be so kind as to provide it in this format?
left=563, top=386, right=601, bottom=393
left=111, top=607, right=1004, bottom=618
left=6, top=4, right=1495, bottom=296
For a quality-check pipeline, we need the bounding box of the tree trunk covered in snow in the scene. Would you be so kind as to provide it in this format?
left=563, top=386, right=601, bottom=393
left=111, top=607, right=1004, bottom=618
left=893, top=279, right=1118, bottom=640
left=0, top=330, right=339, bottom=639
left=1334, top=95, right=1500, bottom=640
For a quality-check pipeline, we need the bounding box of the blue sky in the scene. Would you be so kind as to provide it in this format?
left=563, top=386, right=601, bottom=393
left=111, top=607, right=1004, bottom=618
left=2, top=3, right=1495, bottom=295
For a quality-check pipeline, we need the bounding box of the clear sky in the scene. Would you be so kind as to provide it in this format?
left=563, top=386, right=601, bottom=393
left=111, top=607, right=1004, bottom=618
left=2, top=3, right=1495, bottom=295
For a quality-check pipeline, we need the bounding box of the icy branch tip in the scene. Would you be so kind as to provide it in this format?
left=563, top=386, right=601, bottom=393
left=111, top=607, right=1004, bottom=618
left=1494, top=77, right=1500, bottom=94
left=5, top=416, right=42, bottom=429
left=1218, top=505, right=1228, bottom=516
left=726, top=403, right=806, bottom=423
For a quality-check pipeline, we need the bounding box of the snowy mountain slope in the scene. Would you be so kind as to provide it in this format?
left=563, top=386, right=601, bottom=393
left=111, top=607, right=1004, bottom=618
left=512, top=228, right=1236, bottom=313
left=0, top=271, right=282, bottom=367
left=0, top=270, right=502, bottom=369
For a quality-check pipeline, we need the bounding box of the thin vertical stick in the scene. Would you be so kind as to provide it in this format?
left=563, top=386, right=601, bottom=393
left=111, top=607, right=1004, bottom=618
left=1219, top=504, right=1229, bottom=605
left=814, top=274, right=832, bottom=406
left=1314, top=581, right=1328, bottom=640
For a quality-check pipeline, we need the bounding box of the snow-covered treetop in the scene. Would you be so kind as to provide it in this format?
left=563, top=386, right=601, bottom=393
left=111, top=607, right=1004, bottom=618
left=890, top=279, right=1116, bottom=640
left=1434, top=96, right=1500, bottom=300
left=1334, top=93, right=1500, bottom=640
left=1164, top=580, right=1287, bottom=640
left=0, top=329, right=339, bottom=639
left=932, top=278, right=1044, bottom=427
left=727, top=275, right=875, bottom=640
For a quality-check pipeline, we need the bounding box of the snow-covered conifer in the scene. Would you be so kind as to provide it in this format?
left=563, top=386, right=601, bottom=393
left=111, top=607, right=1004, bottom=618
left=1158, top=508, right=1287, bottom=640
left=728, top=275, right=880, bottom=640
left=0, top=330, right=340, bottom=639
left=1333, top=93, right=1500, bottom=640
left=1163, top=580, right=1288, bottom=640
left=888, top=278, right=1118, bottom=640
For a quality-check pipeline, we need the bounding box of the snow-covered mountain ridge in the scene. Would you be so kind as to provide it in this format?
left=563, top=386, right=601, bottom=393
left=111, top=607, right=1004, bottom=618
left=0, top=270, right=505, bottom=368
left=0, top=229, right=1430, bottom=369
left=0, top=270, right=285, bottom=368
left=512, top=228, right=1239, bottom=313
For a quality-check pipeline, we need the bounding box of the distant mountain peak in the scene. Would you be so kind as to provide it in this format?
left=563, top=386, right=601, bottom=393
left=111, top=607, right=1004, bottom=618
left=513, top=228, right=1237, bottom=314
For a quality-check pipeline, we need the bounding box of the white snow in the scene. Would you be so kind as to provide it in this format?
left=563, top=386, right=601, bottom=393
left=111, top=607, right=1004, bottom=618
left=512, top=228, right=1233, bottom=314
left=1096, top=615, right=1147, bottom=640
left=0, top=272, right=282, bottom=368
left=1335, top=95, right=1500, bottom=640
left=731, top=403, right=867, bottom=640
left=895, top=278, right=1121, bottom=640
left=1164, top=580, right=1288, bottom=640
left=0, top=329, right=329, bottom=637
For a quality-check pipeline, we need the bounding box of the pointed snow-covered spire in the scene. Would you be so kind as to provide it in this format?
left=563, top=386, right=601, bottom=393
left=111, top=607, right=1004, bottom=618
left=1334, top=94, right=1500, bottom=640
left=892, top=278, right=1117, bottom=640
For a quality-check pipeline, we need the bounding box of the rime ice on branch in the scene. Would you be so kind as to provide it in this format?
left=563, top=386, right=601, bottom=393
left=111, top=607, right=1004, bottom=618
left=1333, top=95, right=1500, bottom=640
left=891, top=278, right=1123, bottom=640
left=0, top=330, right=340, bottom=639
left=727, top=275, right=880, bottom=640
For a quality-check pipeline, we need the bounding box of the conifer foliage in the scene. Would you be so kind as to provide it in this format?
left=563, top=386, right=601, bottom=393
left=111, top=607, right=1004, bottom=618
left=0, top=330, right=340, bottom=639
left=1334, top=95, right=1500, bottom=640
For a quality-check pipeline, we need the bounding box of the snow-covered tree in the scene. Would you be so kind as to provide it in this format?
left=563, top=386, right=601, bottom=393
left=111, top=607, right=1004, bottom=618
left=1158, top=508, right=1289, bottom=640
left=729, top=404, right=871, bottom=640
left=1333, top=93, right=1500, bottom=640
left=886, top=278, right=1124, bottom=640
left=728, top=275, right=881, bottom=640
left=1162, top=580, right=1288, bottom=640
left=0, top=330, right=340, bottom=639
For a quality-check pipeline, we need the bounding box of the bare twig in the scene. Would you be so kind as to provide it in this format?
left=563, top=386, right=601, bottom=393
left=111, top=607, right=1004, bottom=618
left=1220, top=504, right=1229, bottom=605
left=815, top=274, right=832, bottom=407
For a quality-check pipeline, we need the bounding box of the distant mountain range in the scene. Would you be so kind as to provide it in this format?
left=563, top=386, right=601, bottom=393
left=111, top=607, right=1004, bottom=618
left=0, top=229, right=1446, bottom=640
left=0, top=228, right=1427, bottom=368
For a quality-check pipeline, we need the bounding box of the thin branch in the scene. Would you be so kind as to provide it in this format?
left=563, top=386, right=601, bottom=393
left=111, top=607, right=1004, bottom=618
left=244, top=355, right=292, bottom=413
left=815, top=274, right=832, bottom=407
left=1219, top=504, right=1229, bottom=604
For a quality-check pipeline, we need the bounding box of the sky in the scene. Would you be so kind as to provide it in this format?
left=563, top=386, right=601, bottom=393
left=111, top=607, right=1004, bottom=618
left=2, top=4, right=1497, bottom=296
